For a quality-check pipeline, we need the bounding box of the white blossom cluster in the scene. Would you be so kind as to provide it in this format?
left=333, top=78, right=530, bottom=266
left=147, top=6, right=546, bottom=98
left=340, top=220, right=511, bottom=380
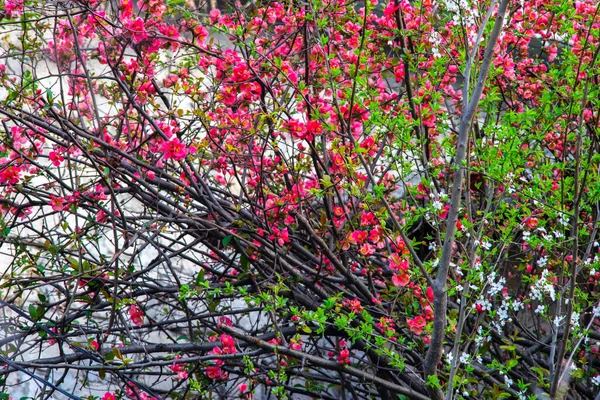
left=487, top=273, right=505, bottom=297
left=530, top=268, right=556, bottom=302
left=474, top=297, right=491, bottom=311
left=558, top=212, right=570, bottom=227
left=428, top=31, right=442, bottom=59
left=496, top=300, right=513, bottom=326
left=441, top=0, right=477, bottom=27
left=473, top=261, right=486, bottom=283
left=474, top=326, right=490, bottom=347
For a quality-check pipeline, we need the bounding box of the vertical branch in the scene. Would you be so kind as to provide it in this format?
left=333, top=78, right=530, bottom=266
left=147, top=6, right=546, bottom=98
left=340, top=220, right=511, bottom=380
left=422, top=1, right=509, bottom=399
left=549, top=79, right=590, bottom=400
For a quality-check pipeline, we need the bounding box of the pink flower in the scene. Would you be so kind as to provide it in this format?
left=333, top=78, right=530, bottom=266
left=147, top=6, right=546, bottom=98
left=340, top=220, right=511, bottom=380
left=119, top=0, right=133, bottom=18
left=344, top=298, right=363, bottom=313
left=209, top=9, right=221, bottom=23
left=220, top=334, right=236, bottom=354
left=338, top=349, right=351, bottom=364
left=206, top=365, right=228, bottom=380
left=238, top=383, right=248, bottom=393
left=90, top=340, right=99, bottom=351
left=407, top=315, right=427, bottom=335
left=360, top=212, right=376, bottom=226
left=289, top=340, right=302, bottom=351
left=348, top=230, right=368, bottom=244
left=124, top=18, right=148, bottom=44
left=359, top=243, right=375, bottom=256
left=170, top=355, right=188, bottom=379
left=97, top=209, right=109, bottom=223
left=392, top=273, right=410, bottom=287
left=49, top=151, right=65, bottom=166
left=129, top=305, right=144, bottom=327
left=5, top=0, right=24, bottom=18
left=426, top=286, right=434, bottom=302
left=49, top=196, right=69, bottom=212
left=102, top=393, right=116, bottom=400
left=161, top=137, right=188, bottom=161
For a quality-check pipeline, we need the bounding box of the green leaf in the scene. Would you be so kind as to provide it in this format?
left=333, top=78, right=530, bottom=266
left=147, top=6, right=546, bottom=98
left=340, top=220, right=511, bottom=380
left=222, top=235, right=233, bottom=247
left=195, top=269, right=205, bottom=285
left=28, top=304, right=43, bottom=321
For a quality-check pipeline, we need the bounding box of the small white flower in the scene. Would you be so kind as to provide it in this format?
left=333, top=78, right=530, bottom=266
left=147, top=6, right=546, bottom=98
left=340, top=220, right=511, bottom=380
left=512, top=300, right=523, bottom=311
left=537, top=256, right=548, bottom=267
left=571, top=312, right=580, bottom=326
left=535, top=305, right=545, bottom=314
left=460, top=352, right=470, bottom=364
left=554, top=315, right=565, bottom=328
left=592, top=375, right=600, bottom=386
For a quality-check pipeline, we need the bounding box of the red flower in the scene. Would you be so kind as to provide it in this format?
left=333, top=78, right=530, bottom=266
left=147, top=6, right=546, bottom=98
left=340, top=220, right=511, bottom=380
left=360, top=212, right=376, bottom=226
left=161, top=138, right=188, bottom=161
left=349, top=230, right=368, bottom=244
left=220, top=334, right=236, bottom=354
left=289, top=340, right=302, bottom=351
left=124, top=17, right=148, bottom=44
left=407, top=315, right=427, bottom=335
left=102, top=393, right=116, bottom=400
left=426, top=286, right=434, bottom=302
left=359, top=243, right=375, bottom=256
left=49, top=151, right=65, bottom=166
left=523, top=217, right=538, bottom=230
left=206, top=365, right=228, bottom=380
left=392, top=273, right=409, bottom=287
left=170, top=355, right=188, bottom=379
left=338, top=349, right=350, bottom=364
left=129, top=305, right=144, bottom=327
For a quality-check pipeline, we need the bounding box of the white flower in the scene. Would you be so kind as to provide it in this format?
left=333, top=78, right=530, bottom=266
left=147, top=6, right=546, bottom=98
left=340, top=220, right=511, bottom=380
left=535, top=305, right=545, bottom=314
left=530, top=269, right=556, bottom=301
left=512, top=300, right=523, bottom=311
left=554, top=315, right=565, bottom=328
left=571, top=312, right=580, bottom=327
left=460, top=353, right=470, bottom=364
left=432, top=200, right=443, bottom=210
left=487, top=275, right=506, bottom=297
left=537, top=256, right=548, bottom=267
left=592, top=375, right=600, bottom=386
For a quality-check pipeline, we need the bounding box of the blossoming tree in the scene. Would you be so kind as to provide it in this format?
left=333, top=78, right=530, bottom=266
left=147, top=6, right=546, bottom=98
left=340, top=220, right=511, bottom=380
left=1, top=0, right=600, bottom=399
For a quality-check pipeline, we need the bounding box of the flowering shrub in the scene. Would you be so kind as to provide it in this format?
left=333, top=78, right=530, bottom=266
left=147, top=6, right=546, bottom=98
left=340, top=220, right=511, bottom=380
left=1, top=0, right=600, bottom=399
